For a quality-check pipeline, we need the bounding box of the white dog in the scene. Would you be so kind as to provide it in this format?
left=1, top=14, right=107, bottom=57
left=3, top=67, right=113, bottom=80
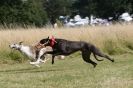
left=9, top=42, right=49, bottom=67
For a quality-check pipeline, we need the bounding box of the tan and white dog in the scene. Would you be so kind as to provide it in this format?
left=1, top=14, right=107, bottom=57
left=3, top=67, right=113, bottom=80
left=9, top=42, right=49, bottom=67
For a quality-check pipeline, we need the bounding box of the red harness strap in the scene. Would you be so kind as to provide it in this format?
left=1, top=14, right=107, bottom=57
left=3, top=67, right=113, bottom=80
left=50, top=36, right=56, bottom=48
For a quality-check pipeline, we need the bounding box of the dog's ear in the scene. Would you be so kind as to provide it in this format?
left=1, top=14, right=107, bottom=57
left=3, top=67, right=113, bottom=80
left=46, top=36, right=50, bottom=42
left=47, top=36, right=49, bottom=40
left=19, top=41, right=23, bottom=45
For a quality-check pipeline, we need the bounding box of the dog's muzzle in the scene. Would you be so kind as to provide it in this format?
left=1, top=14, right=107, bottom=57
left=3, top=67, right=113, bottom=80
left=9, top=45, right=14, bottom=49
left=9, top=44, right=20, bottom=50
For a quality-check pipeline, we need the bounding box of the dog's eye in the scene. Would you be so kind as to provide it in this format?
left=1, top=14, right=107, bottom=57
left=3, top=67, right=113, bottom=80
left=14, top=44, right=17, bottom=46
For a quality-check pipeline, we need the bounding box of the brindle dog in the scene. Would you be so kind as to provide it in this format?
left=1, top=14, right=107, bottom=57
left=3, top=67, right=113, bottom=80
left=37, top=37, right=114, bottom=67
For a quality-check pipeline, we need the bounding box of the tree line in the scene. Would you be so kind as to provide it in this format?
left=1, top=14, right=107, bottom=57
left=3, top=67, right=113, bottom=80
left=0, top=0, right=132, bottom=28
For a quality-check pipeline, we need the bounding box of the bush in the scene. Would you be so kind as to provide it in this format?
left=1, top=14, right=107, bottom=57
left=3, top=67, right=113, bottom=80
left=123, top=41, right=133, bottom=50
left=103, top=40, right=126, bottom=55
left=0, top=50, right=27, bottom=63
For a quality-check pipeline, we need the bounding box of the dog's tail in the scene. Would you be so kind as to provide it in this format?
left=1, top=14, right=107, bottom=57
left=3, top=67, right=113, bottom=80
left=93, top=53, right=103, bottom=61
left=89, top=44, right=114, bottom=62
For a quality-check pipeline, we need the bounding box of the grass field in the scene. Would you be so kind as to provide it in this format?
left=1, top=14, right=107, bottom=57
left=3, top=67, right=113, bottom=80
left=0, top=53, right=133, bottom=88
left=0, top=24, right=133, bottom=88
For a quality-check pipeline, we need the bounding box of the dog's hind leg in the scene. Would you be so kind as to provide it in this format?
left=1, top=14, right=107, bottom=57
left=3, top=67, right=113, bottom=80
left=40, top=55, right=50, bottom=63
left=35, top=50, right=39, bottom=60
left=93, top=53, right=103, bottom=61
left=92, top=46, right=114, bottom=62
left=82, top=51, right=97, bottom=68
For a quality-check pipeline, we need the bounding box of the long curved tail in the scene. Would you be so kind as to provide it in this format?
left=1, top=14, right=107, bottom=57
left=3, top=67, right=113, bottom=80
left=93, top=53, right=103, bottom=61
left=90, top=45, right=114, bottom=62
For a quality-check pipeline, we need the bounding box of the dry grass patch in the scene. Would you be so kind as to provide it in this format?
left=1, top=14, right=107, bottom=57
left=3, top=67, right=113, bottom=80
left=0, top=24, right=133, bottom=63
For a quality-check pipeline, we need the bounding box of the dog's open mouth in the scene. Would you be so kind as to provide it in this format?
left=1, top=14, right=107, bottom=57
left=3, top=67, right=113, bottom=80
left=9, top=45, right=14, bottom=49
left=9, top=45, right=13, bottom=48
left=9, top=44, right=19, bottom=50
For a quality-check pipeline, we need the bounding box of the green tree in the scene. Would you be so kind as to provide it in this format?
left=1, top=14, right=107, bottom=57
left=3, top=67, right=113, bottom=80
left=0, top=0, right=23, bottom=24
left=43, top=0, right=72, bottom=26
left=72, top=0, right=133, bottom=20
left=0, top=0, right=48, bottom=28
left=94, top=0, right=132, bottom=19
left=72, top=0, right=97, bottom=17
left=20, top=0, right=48, bottom=27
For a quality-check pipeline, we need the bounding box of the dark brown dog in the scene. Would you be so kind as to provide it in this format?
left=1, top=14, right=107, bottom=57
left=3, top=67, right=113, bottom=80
left=37, top=37, right=114, bottom=67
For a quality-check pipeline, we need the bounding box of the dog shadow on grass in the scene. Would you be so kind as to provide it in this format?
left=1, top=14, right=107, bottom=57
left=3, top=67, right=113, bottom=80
left=0, top=66, right=65, bottom=74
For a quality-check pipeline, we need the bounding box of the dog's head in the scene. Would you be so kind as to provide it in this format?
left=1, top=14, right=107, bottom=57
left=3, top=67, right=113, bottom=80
left=35, top=36, right=57, bottom=49
left=9, top=41, right=23, bottom=50
left=38, top=36, right=57, bottom=47
left=40, top=36, right=50, bottom=45
left=36, top=36, right=50, bottom=47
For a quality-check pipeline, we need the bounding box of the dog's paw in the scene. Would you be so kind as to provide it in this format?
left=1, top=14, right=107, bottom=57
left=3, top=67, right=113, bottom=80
left=30, top=62, right=40, bottom=67
left=39, top=59, right=45, bottom=63
left=111, top=59, right=114, bottom=62
left=30, top=61, right=39, bottom=65
left=35, top=64, right=40, bottom=67
left=30, top=62, right=35, bottom=65
left=93, top=63, right=97, bottom=68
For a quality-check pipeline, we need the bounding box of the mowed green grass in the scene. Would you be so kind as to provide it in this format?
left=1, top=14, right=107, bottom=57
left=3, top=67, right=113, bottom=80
left=0, top=53, right=132, bottom=88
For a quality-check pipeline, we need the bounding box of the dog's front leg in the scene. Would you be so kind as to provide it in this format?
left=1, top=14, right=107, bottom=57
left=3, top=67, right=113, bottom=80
left=33, top=48, right=47, bottom=63
left=37, top=48, right=47, bottom=63
left=52, top=55, right=55, bottom=64
left=51, top=52, right=62, bottom=64
left=29, top=55, right=42, bottom=67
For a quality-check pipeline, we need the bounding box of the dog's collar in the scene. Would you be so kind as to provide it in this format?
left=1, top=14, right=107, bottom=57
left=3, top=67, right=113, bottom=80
left=50, top=36, right=57, bottom=48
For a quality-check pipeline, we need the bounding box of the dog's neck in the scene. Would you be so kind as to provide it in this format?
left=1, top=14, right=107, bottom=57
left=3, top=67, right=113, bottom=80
left=18, top=45, right=35, bottom=58
left=48, top=37, right=57, bottom=48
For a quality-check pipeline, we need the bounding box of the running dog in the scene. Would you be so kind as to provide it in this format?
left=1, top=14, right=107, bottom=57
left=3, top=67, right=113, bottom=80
left=35, top=36, right=114, bottom=68
left=9, top=42, right=49, bottom=67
